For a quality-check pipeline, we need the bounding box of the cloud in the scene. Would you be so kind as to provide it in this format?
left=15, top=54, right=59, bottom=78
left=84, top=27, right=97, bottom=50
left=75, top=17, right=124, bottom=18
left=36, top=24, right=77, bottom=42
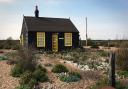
left=44, top=0, right=65, bottom=5
left=0, top=0, right=15, bottom=3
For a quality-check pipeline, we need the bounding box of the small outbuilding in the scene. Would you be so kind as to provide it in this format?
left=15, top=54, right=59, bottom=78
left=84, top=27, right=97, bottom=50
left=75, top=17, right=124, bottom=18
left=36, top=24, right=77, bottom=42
left=20, top=6, right=79, bottom=52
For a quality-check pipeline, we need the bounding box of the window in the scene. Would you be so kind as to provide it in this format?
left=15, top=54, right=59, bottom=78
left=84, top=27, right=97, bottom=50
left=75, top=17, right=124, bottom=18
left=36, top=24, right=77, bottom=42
left=64, top=33, right=72, bottom=46
left=37, top=32, right=45, bottom=47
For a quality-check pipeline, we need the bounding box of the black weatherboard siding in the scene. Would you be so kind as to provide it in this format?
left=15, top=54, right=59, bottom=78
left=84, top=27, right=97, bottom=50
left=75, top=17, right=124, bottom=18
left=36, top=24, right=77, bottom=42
left=28, top=32, right=79, bottom=51
left=20, top=16, right=80, bottom=51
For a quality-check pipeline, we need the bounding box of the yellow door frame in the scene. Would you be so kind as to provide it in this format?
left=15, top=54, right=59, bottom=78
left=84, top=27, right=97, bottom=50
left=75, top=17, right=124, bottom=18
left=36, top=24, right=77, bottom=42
left=52, top=33, right=58, bottom=52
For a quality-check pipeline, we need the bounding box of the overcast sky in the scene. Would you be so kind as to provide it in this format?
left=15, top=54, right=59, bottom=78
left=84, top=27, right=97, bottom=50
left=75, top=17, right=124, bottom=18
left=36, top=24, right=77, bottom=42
left=0, top=0, right=128, bottom=40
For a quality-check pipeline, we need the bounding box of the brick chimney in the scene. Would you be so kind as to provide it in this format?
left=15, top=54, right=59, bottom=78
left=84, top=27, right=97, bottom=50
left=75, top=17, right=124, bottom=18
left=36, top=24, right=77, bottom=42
left=35, top=5, right=39, bottom=18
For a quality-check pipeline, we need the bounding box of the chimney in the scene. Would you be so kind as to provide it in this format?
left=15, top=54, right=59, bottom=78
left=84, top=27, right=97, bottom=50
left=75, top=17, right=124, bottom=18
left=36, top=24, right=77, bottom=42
left=35, top=6, right=39, bottom=18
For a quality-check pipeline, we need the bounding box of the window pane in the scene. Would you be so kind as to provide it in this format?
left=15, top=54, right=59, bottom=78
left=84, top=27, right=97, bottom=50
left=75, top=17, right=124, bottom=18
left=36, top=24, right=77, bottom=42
left=37, top=32, right=45, bottom=47
left=65, top=33, right=72, bottom=46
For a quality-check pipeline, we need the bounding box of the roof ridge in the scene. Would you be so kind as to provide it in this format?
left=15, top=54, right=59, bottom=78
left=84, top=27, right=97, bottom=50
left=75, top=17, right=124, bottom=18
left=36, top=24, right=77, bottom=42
left=24, top=16, right=69, bottom=20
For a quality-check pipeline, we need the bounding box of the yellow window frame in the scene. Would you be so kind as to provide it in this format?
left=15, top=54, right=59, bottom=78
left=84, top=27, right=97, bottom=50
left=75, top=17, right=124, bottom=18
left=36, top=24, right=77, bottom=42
left=64, top=33, right=72, bottom=46
left=37, top=32, right=45, bottom=47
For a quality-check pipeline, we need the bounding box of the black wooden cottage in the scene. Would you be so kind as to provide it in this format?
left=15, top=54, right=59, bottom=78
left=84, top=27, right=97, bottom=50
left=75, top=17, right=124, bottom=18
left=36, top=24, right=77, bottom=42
left=20, top=6, right=79, bottom=52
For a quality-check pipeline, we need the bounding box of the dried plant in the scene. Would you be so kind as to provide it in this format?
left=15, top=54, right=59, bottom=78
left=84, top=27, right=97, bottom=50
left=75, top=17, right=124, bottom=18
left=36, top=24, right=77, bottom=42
left=116, top=42, right=128, bottom=71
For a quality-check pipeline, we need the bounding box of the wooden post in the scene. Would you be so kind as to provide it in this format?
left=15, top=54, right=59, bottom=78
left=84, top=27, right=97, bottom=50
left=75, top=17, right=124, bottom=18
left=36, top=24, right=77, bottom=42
left=110, top=53, right=116, bottom=88
left=86, top=17, right=88, bottom=46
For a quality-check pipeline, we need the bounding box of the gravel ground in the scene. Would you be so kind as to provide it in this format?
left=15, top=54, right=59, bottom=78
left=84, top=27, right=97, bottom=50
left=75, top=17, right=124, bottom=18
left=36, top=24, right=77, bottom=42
left=0, top=61, right=19, bottom=89
left=39, top=55, right=97, bottom=89
left=0, top=50, right=19, bottom=89
left=0, top=50, right=98, bottom=89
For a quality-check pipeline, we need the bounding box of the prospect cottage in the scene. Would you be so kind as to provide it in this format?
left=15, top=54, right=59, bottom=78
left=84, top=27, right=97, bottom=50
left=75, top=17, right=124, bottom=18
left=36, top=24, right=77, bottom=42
left=20, top=6, right=79, bottom=52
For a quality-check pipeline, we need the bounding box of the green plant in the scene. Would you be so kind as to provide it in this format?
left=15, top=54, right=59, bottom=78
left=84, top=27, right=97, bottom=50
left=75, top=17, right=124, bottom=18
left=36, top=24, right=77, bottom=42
left=11, top=47, right=49, bottom=89
left=28, top=78, right=37, bottom=88
left=91, top=44, right=99, bottom=49
left=19, top=68, right=48, bottom=88
left=10, top=47, right=38, bottom=77
left=59, top=72, right=81, bottom=83
left=36, top=65, right=47, bottom=73
left=97, top=51, right=108, bottom=57
left=125, top=86, right=128, bottom=89
left=2, top=37, right=19, bottom=49
left=6, top=52, right=18, bottom=64
left=116, top=81, right=126, bottom=89
left=117, top=71, right=128, bottom=78
left=20, top=71, right=32, bottom=85
left=90, top=77, right=109, bottom=89
left=0, top=56, right=8, bottom=60
left=15, top=84, right=31, bottom=89
left=11, top=64, right=24, bottom=77
left=19, top=71, right=39, bottom=88
left=32, top=69, right=48, bottom=82
left=60, top=75, right=80, bottom=83
left=16, top=47, right=37, bottom=72
left=0, top=42, right=4, bottom=49
left=44, top=63, right=52, bottom=67
left=52, top=64, right=68, bottom=73
left=69, top=72, right=81, bottom=79
left=90, top=79, right=128, bottom=89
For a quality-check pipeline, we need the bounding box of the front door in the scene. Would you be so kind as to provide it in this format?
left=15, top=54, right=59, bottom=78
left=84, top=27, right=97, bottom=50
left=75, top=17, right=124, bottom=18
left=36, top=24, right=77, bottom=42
left=52, top=33, right=58, bottom=52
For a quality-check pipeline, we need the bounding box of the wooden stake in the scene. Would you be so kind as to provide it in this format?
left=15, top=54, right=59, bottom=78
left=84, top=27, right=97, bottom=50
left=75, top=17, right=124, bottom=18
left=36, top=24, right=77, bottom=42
left=111, top=53, right=116, bottom=88
left=86, top=17, right=88, bottom=46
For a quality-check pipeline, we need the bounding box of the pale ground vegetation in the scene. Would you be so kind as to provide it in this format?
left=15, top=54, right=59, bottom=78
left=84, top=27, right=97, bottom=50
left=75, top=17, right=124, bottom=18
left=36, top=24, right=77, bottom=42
left=0, top=47, right=110, bottom=89
left=39, top=55, right=99, bottom=89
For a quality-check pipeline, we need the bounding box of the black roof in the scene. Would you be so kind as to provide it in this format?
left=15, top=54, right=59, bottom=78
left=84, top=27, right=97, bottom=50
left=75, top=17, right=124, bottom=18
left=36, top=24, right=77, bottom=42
left=24, top=16, right=79, bottom=32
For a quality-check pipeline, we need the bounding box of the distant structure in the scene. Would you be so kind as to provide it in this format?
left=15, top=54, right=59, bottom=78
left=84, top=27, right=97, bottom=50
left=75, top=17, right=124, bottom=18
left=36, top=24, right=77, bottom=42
left=35, top=5, right=39, bottom=18
left=86, top=17, right=88, bottom=46
left=20, top=6, right=80, bottom=52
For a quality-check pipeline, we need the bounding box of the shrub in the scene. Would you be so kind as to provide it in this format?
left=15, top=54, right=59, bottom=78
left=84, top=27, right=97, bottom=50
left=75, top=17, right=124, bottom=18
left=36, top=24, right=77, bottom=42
left=11, top=64, right=24, bottom=77
left=60, top=75, right=80, bottom=83
left=32, top=69, right=48, bottom=82
left=0, top=56, right=8, bottom=60
left=28, top=78, right=37, bottom=88
left=16, top=47, right=37, bottom=72
left=59, top=72, right=81, bottom=83
left=20, top=71, right=32, bottom=85
left=15, top=84, right=31, bottom=89
left=19, top=67, right=48, bottom=88
left=90, top=77, right=109, bottom=89
left=91, top=79, right=128, bottom=89
left=11, top=47, right=37, bottom=77
left=6, top=52, right=18, bottom=65
left=3, top=37, right=16, bottom=49
left=11, top=43, right=20, bottom=50
left=97, top=51, right=108, bottom=57
left=116, top=42, right=128, bottom=71
left=89, top=80, right=128, bottom=89
left=10, top=47, right=49, bottom=89
left=19, top=71, right=39, bottom=88
left=91, top=44, right=99, bottom=49
left=116, top=81, right=126, bottom=89
left=117, top=71, right=128, bottom=78
left=44, top=63, right=52, bottom=67
left=36, top=65, right=47, bottom=73
left=52, top=64, right=68, bottom=73
left=69, top=72, right=81, bottom=79
left=0, top=42, right=4, bottom=49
